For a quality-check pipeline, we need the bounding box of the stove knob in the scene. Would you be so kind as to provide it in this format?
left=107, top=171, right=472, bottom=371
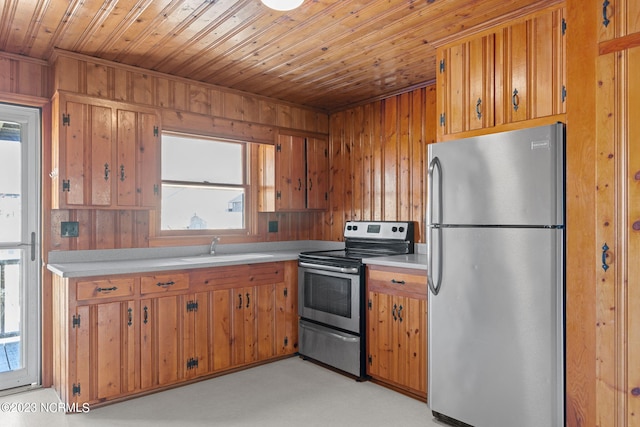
left=399, top=226, right=405, bottom=232
left=353, top=225, right=358, bottom=231
left=347, top=225, right=352, bottom=230
left=392, top=226, right=398, bottom=232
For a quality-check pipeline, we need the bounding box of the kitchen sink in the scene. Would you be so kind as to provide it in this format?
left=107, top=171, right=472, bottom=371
left=179, top=253, right=274, bottom=263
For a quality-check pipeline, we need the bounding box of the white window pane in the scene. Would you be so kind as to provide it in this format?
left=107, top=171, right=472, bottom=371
left=161, top=185, right=244, bottom=230
left=0, top=126, right=22, bottom=243
left=162, top=134, right=243, bottom=184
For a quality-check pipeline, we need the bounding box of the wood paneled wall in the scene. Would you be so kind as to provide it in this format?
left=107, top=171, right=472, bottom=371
left=0, top=51, right=50, bottom=99
left=47, top=50, right=331, bottom=250
left=325, top=85, right=437, bottom=243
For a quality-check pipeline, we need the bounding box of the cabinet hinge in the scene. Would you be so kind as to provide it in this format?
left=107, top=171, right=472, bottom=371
left=62, top=113, right=70, bottom=126
left=368, top=355, right=372, bottom=365
left=562, top=18, right=567, bottom=35
left=72, top=383, right=81, bottom=396
left=186, top=358, right=199, bottom=370
left=186, top=301, right=198, bottom=312
left=276, top=191, right=281, bottom=200
left=562, top=86, right=567, bottom=103
left=72, top=314, right=81, bottom=328
left=62, top=179, right=71, bottom=192
left=324, top=192, right=328, bottom=201
left=153, top=126, right=159, bottom=137
left=283, top=287, right=288, bottom=297
left=439, top=59, right=445, bottom=73
left=153, top=184, right=159, bottom=195
left=368, top=299, right=372, bottom=310
left=324, top=148, right=328, bottom=157
left=439, top=113, right=446, bottom=127
left=276, top=144, right=282, bottom=152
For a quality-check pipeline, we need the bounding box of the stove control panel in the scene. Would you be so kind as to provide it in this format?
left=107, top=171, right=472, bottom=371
left=344, top=221, right=414, bottom=241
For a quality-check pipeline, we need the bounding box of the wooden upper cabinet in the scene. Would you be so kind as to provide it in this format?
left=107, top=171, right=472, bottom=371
left=497, top=6, right=566, bottom=125
left=437, top=33, right=495, bottom=138
left=598, top=0, right=640, bottom=42
left=436, top=4, right=566, bottom=139
left=258, top=132, right=329, bottom=212
left=51, top=93, right=161, bottom=210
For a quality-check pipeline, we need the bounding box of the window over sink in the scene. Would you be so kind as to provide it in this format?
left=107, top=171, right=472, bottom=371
left=160, top=132, right=248, bottom=233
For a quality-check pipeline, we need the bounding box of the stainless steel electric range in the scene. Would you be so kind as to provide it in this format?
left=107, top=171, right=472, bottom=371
left=298, top=220, right=415, bottom=378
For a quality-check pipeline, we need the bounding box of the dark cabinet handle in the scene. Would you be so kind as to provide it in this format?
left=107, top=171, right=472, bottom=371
left=120, top=164, right=126, bottom=181
left=156, top=281, right=175, bottom=287
left=128, top=307, right=132, bottom=326
left=246, top=293, right=250, bottom=308
left=238, top=294, right=243, bottom=309
left=512, top=89, right=520, bottom=111
left=398, top=305, right=403, bottom=323
left=309, top=178, right=313, bottom=191
left=97, top=286, right=118, bottom=292
left=475, top=98, right=482, bottom=119
left=298, top=178, right=302, bottom=191
left=104, top=163, right=110, bottom=181
left=143, top=306, right=148, bottom=324
left=602, top=0, right=610, bottom=27
left=602, top=243, right=610, bottom=272
left=391, top=279, right=405, bottom=285
left=392, top=304, right=397, bottom=321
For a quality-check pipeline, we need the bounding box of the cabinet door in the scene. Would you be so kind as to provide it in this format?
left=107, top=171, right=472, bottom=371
left=595, top=45, right=640, bottom=424
left=94, top=301, right=136, bottom=399
left=183, top=292, right=210, bottom=379
left=275, top=276, right=298, bottom=355
left=138, top=112, right=160, bottom=208
left=500, top=6, right=566, bottom=123
left=232, top=286, right=257, bottom=365
left=116, top=109, right=137, bottom=207
left=57, top=100, right=113, bottom=208
left=437, top=34, right=495, bottom=137
left=211, top=289, right=233, bottom=371
left=256, top=283, right=275, bottom=360
left=140, top=295, right=181, bottom=387
left=306, top=137, right=329, bottom=210
left=276, top=134, right=306, bottom=211
left=598, top=0, right=640, bottom=42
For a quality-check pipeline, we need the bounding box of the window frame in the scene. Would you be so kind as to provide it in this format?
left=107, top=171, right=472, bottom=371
left=157, top=130, right=251, bottom=237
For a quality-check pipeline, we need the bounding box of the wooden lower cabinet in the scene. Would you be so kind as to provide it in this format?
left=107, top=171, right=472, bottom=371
left=366, top=265, right=427, bottom=399
left=51, top=261, right=298, bottom=409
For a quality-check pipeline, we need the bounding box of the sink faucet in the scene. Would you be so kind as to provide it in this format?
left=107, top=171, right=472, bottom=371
left=210, top=236, right=221, bottom=255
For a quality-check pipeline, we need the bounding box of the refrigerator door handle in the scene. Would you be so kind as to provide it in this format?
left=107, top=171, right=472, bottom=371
left=427, top=156, right=443, bottom=295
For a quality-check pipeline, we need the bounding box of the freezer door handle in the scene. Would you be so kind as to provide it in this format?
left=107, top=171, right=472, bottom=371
left=427, top=156, right=443, bottom=295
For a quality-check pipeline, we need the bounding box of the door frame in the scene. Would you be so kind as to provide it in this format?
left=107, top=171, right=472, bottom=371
left=0, top=102, right=41, bottom=391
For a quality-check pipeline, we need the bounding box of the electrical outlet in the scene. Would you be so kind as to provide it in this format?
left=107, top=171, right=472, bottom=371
left=268, top=220, right=278, bottom=233
left=61, top=221, right=79, bottom=237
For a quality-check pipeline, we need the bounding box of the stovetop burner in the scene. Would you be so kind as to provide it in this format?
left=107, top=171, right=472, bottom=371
left=299, top=221, right=415, bottom=267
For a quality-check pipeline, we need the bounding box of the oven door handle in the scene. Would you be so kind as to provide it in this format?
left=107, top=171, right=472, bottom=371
left=299, top=261, right=360, bottom=275
left=299, top=321, right=360, bottom=343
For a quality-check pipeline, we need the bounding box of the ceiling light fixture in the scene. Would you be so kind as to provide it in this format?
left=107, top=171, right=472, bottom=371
left=261, top=0, right=304, bottom=11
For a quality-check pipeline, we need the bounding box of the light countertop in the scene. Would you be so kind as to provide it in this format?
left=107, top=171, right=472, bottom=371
left=362, top=253, right=428, bottom=271
left=47, top=241, right=428, bottom=278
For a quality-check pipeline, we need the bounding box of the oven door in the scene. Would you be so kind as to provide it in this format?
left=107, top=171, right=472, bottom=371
left=298, top=262, right=361, bottom=334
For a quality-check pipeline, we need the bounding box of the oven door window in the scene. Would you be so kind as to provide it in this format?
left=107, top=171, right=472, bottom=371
left=303, top=272, right=352, bottom=318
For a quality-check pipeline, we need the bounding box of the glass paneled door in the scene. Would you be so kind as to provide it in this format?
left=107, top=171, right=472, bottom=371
left=0, top=104, right=40, bottom=390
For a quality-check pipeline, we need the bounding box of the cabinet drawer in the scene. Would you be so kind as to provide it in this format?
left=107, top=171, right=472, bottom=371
left=76, top=278, right=134, bottom=301
left=367, top=267, right=427, bottom=300
left=140, top=273, right=189, bottom=295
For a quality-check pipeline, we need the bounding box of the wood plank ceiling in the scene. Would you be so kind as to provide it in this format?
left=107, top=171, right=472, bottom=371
left=1, top=0, right=553, bottom=112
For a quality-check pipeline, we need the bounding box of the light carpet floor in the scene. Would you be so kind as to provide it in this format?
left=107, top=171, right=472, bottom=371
left=0, top=357, right=447, bottom=427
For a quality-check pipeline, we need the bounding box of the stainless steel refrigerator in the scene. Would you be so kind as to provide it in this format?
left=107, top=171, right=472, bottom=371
left=426, top=123, right=564, bottom=427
